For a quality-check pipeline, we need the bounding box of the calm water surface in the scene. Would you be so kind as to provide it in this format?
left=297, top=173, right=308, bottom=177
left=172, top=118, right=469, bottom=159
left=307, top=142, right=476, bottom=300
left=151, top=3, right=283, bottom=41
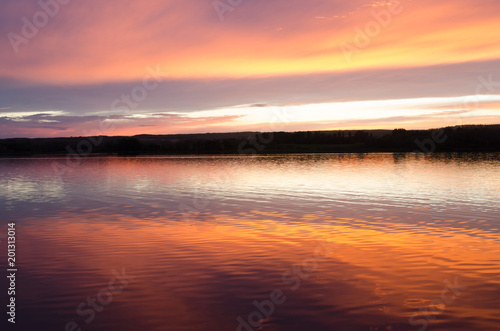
left=0, top=153, right=499, bottom=331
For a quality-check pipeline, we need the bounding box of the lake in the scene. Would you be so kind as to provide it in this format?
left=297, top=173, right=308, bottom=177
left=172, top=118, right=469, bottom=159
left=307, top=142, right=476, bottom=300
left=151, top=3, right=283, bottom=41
left=1, top=153, right=499, bottom=331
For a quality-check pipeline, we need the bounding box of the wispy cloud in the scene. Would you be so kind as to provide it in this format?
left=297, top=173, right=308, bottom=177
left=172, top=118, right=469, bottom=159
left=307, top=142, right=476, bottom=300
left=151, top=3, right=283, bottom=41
left=0, top=112, right=247, bottom=138
left=1, top=0, right=499, bottom=137
left=1, top=0, right=500, bottom=83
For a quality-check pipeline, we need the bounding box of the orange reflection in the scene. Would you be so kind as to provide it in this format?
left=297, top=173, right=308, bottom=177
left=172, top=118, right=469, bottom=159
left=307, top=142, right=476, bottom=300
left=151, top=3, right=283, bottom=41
left=20, top=209, right=500, bottom=330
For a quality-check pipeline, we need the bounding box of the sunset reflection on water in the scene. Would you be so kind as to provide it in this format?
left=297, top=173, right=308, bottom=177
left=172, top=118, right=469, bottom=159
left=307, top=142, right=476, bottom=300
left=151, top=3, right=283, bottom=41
left=1, top=153, right=499, bottom=330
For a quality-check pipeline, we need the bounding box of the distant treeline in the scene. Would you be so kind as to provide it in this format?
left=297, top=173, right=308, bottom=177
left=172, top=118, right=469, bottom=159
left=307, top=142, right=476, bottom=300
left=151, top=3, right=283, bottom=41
left=1, top=125, right=499, bottom=156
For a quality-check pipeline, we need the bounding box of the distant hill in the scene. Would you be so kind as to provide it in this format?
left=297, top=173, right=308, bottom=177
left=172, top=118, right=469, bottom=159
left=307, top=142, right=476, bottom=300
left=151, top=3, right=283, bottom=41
left=1, top=125, right=499, bottom=156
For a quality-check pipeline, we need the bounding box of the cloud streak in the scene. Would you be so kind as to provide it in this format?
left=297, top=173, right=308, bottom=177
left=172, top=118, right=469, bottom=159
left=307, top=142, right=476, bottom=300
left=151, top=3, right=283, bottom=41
left=1, top=0, right=499, bottom=137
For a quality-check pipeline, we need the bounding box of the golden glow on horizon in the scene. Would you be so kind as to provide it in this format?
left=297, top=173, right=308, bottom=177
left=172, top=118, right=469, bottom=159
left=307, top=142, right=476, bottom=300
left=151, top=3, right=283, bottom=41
left=4, top=95, right=497, bottom=138
left=2, top=0, right=500, bottom=137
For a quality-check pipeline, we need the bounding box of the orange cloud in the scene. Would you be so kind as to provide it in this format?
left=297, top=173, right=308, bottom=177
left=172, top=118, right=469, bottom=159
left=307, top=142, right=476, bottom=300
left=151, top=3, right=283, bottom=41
left=2, top=0, right=500, bottom=84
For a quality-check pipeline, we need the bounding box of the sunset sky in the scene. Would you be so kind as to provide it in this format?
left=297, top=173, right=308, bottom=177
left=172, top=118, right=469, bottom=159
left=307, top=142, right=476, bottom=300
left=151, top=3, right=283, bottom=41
left=1, top=0, right=500, bottom=138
